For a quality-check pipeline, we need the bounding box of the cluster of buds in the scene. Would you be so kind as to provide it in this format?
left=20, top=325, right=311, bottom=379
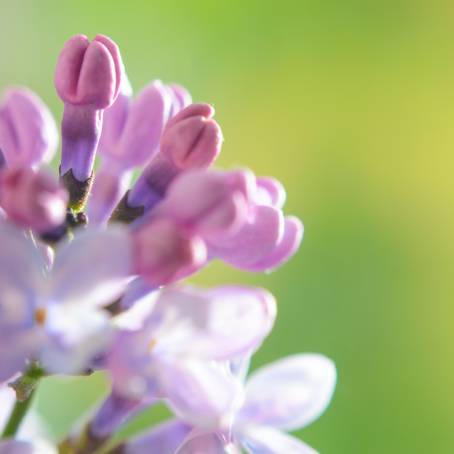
left=0, top=34, right=335, bottom=454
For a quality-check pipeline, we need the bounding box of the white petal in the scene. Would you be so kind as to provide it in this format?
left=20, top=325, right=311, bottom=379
left=0, top=222, right=45, bottom=324
left=49, top=226, right=133, bottom=308
left=125, top=419, right=191, bottom=454
left=176, top=431, right=240, bottom=454
left=157, top=358, right=243, bottom=429
left=239, top=354, right=336, bottom=431
left=152, top=286, right=276, bottom=360
left=40, top=305, right=111, bottom=374
left=240, top=425, right=317, bottom=454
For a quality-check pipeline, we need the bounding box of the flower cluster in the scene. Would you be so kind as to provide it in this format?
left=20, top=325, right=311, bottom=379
left=0, top=34, right=335, bottom=454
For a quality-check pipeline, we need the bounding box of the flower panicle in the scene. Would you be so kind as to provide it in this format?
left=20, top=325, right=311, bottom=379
left=0, top=32, right=331, bottom=454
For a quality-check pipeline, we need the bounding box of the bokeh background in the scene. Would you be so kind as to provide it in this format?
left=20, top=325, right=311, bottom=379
left=1, top=0, right=453, bottom=452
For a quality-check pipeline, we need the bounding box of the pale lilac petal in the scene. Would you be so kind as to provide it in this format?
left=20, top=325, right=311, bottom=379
left=239, top=354, right=336, bottom=431
left=176, top=431, right=238, bottom=454
left=41, top=304, right=111, bottom=374
left=229, top=354, right=252, bottom=383
left=125, top=419, right=191, bottom=454
left=91, top=392, right=149, bottom=440
left=0, top=222, right=44, bottom=379
left=246, top=216, right=303, bottom=272
left=150, top=286, right=276, bottom=360
left=0, top=440, right=56, bottom=454
left=208, top=206, right=284, bottom=270
left=240, top=425, right=317, bottom=454
left=49, top=226, right=133, bottom=308
left=157, top=358, right=243, bottom=429
left=119, top=277, right=157, bottom=311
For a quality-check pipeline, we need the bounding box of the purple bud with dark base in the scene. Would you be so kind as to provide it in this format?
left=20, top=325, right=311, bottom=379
left=55, top=34, right=123, bottom=210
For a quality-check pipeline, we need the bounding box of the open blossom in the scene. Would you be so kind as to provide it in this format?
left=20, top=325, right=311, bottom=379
left=86, top=285, right=276, bottom=442
left=0, top=221, right=131, bottom=378
left=123, top=355, right=336, bottom=454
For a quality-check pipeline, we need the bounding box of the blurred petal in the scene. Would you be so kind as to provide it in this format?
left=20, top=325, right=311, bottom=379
left=125, top=419, right=191, bottom=454
left=0, top=222, right=44, bottom=380
left=0, top=440, right=56, bottom=454
left=49, top=226, right=133, bottom=308
left=239, top=354, right=336, bottom=431
left=151, top=286, right=276, bottom=360
left=208, top=206, right=284, bottom=270
left=40, top=304, right=111, bottom=374
left=247, top=216, right=303, bottom=272
left=241, top=425, right=317, bottom=454
left=255, top=177, right=286, bottom=209
left=157, top=358, right=243, bottom=429
left=176, top=431, right=239, bottom=454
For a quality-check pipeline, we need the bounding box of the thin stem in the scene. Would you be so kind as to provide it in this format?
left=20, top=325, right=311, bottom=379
left=1, top=362, right=44, bottom=439
left=1, top=387, right=36, bottom=438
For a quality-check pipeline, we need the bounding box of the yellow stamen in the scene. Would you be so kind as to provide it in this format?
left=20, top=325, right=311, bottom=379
left=34, top=308, right=47, bottom=326
left=148, top=337, right=157, bottom=352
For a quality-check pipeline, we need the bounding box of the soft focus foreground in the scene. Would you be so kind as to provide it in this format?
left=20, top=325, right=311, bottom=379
left=1, top=1, right=453, bottom=453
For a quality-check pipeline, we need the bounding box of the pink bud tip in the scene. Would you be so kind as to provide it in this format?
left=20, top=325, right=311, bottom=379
left=0, top=168, right=68, bottom=233
left=55, top=34, right=123, bottom=109
left=132, top=219, right=207, bottom=286
left=160, top=103, right=222, bottom=169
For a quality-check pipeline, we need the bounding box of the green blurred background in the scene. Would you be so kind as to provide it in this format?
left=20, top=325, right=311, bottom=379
left=1, top=0, right=453, bottom=452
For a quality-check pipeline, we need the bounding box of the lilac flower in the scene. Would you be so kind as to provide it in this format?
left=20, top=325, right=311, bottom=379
left=0, top=88, right=58, bottom=169
left=119, top=103, right=223, bottom=219
left=87, top=79, right=190, bottom=224
left=0, top=220, right=132, bottom=378
left=89, top=285, right=276, bottom=439
left=124, top=354, right=336, bottom=454
left=0, top=167, right=68, bottom=233
left=55, top=34, right=123, bottom=209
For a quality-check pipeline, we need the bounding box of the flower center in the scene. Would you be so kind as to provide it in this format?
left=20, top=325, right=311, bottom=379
left=147, top=337, right=157, bottom=352
left=34, top=308, right=47, bottom=326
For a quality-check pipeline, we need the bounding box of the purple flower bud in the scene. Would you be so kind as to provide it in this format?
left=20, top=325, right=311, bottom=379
left=124, top=103, right=223, bottom=217
left=0, top=167, right=68, bottom=233
left=155, top=169, right=254, bottom=239
left=0, top=88, right=58, bottom=168
left=161, top=103, right=222, bottom=170
left=89, top=80, right=192, bottom=224
left=55, top=34, right=124, bottom=210
left=55, top=34, right=122, bottom=109
left=132, top=218, right=207, bottom=286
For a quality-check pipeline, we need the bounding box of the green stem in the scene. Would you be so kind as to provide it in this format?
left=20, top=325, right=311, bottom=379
left=1, top=362, right=44, bottom=439
left=1, top=387, right=37, bottom=438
